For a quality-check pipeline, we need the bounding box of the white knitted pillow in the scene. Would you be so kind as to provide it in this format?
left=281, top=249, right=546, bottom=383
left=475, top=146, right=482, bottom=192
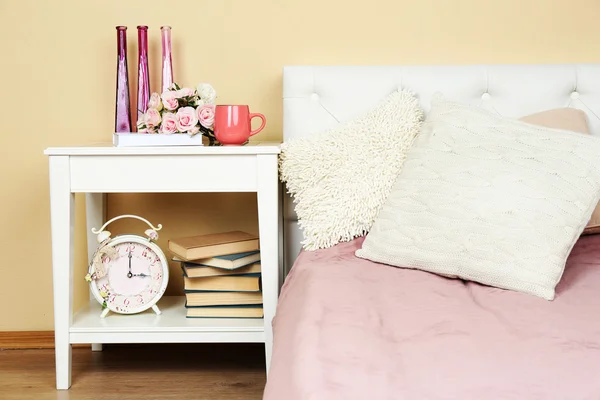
left=356, top=93, right=600, bottom=300
left=279, top=90, right=424, bottom=251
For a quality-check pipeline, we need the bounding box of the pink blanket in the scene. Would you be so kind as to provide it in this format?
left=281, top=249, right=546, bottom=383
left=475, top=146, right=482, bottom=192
left=264, top=235, right=600, bottom=400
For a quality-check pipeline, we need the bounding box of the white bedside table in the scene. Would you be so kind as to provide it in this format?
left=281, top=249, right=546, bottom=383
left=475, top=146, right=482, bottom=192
left=44, top=142, right=281, bottom=390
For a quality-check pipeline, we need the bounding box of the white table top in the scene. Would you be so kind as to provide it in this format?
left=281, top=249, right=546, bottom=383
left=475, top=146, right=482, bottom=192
left=44, top=141, right=281, bottom=156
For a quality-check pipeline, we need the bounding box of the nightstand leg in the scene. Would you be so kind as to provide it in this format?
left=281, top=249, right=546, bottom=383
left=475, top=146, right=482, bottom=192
left=86, top=192, right=106, bottom=352
left=49, top=156, right=75, bottom=390
left=257, top=155, right=279, bottom=375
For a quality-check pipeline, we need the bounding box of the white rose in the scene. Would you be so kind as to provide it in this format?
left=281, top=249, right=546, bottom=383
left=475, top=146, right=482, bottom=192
left=196, top=83, right=216, bottom=104
left=148, top=92, right=163, bottom=111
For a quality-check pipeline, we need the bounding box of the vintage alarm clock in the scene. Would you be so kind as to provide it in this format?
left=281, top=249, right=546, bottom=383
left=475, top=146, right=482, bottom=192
left=85, top=214, right=169, bottom=318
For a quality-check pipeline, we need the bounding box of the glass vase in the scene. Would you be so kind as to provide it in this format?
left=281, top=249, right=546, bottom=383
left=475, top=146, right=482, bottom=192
left=115, top=26, right=132, bottom=133
left=136, top=26, right=150, bottom=127
left=160, top=26, right=173, bottom=93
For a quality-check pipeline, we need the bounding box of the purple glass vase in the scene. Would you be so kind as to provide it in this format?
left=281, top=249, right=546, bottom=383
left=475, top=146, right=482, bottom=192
left=115, top=26, right=132, bottom=133
left=136, top=26, right=150, bottom=126
left=160, top=26, right=173, bottom=93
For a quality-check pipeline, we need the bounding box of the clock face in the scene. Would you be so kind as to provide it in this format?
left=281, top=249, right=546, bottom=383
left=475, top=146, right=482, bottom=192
left=91, top=238, right=167, bottom=314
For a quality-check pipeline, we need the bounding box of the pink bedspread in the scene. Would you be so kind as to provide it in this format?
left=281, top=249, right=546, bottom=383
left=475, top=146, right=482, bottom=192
left=264, top=235, right=600, bottom=400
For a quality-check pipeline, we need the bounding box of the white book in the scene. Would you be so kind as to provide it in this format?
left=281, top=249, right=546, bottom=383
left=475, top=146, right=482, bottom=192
left=113, top=133, right=204, bottom=147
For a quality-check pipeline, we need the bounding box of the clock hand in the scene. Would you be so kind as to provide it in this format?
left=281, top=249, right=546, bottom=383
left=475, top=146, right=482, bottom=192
left=132, top=273, right=151, bottom=278
left=127, top=251, right=133, bottom=278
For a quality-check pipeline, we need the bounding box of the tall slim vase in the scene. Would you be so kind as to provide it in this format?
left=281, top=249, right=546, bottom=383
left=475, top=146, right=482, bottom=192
left=115, top=26, right=132, bottom=133
left=161, top=26, right=173, bottom=93
left=136, top=26, right=150, bottom=128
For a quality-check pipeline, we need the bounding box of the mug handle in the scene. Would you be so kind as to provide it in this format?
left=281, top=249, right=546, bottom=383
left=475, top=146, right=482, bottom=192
left=249, top=113, right=266, bottom=136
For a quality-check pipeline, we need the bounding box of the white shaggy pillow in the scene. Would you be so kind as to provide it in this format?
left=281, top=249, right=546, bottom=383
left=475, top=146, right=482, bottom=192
left=356, top=93, right=600, bottom=300
left=279, top=90, right=424, bottom=251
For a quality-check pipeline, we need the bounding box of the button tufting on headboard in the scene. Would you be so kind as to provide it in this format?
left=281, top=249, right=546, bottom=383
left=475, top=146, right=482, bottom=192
left=281, top=64, right=600, bottom=276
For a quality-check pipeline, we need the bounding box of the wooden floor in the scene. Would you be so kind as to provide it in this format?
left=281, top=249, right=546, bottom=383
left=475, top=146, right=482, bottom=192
left=0, top=343, right=267, bottom=400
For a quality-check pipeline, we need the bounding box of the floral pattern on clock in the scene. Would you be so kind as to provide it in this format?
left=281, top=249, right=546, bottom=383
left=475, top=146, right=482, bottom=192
left=92, top=241, right=166, bottom=313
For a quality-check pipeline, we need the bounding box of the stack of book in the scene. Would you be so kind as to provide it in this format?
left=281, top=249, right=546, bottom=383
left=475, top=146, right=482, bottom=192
left=168, top=230, right=263, bottom=318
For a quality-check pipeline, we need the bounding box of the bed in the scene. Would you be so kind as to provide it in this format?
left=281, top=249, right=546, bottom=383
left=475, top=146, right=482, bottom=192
left=264, top=65, right=600, bottom=399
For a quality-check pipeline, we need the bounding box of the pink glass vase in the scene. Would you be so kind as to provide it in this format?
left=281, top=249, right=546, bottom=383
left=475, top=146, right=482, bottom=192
left=136, top=26, right=150, bottom=127
left=115, top=26, right=132, bottom=133
left=161, top=26, right=173, bottom=93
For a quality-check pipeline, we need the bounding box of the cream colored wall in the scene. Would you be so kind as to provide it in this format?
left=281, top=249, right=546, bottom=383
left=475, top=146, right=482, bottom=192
left=1, top=0, right=599, bottom=331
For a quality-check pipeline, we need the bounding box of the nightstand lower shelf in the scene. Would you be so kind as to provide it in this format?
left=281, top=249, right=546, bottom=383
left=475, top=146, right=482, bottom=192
left=70, top=296, right=265, bottom=344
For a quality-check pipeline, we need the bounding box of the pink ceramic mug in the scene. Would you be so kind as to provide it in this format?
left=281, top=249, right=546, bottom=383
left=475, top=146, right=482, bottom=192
left=213, top=105, right=266, bottom=145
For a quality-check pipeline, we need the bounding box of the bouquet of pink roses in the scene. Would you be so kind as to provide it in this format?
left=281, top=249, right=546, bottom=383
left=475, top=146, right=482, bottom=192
left=137, top=82, right=219, bottom=144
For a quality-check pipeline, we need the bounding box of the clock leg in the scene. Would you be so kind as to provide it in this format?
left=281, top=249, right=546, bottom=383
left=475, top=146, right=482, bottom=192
left=152, top=305, right=162, bottom=315
left=49, top=156, right=75, bottom=390
left=86, top=193, right=106, bottom=352
left=100, top=308, right=110, bottom=318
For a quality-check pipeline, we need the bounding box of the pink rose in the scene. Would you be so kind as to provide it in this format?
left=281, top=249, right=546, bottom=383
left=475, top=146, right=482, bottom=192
left=160, top=112, right=178, bottom=134
left=144, top=108, right=162, bottom=128
left=189, top=125, right=200, bottom=135
left=176, top=106, right=199, bottom=132
left=161, top=91, right=179, bottom=111
left=176, top=88, right=195, bottom=98
left=197, top=104, right=215, bottom=129
left=148, top=92, right=162, bottom=111
left=138, top=126, right=157, bottom=134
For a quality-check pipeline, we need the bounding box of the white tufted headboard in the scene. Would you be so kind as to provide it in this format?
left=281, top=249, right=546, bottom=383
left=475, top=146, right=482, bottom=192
left=281, top=64, right=600, bottom=275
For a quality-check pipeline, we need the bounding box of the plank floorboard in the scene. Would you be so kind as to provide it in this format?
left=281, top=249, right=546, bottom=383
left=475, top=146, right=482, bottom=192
left=0, top=343, right=266, bottom=400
